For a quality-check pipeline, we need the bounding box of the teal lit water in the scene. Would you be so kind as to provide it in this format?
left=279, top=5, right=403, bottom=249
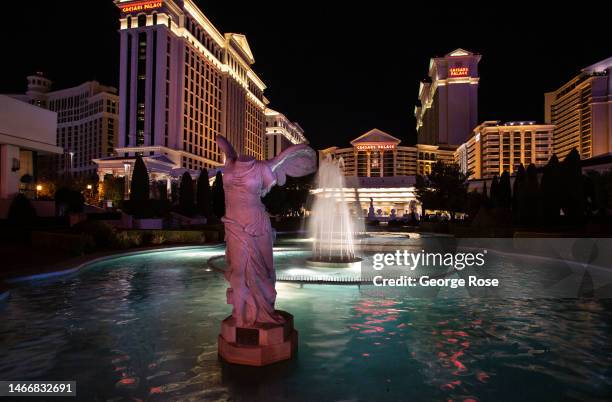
left=1, top=243, right=612, bottom=401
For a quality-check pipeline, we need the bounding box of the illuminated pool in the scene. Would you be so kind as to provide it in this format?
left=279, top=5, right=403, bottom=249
left=1, top=242, right=611, bottom=401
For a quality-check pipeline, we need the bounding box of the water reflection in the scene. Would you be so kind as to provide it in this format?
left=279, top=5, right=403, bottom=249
left=0, top=246, right=611, bottom=401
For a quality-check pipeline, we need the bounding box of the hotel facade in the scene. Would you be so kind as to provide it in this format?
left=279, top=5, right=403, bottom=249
left=319, top=129, right=456, bottom=215
left=96, top=0, right=268, bottom=184
left=317, top=49, right=556, bottom=217
left=264, top=108, right=307, bottom=159
left=545, top=57, right=612, bottom=160
left=415, top=48, right=480, bottom=146
left=0, top=95, right=63, bottom=217
left=6, top=73, right=119, bottom=178
left=456, top=121, right=554, bottom=179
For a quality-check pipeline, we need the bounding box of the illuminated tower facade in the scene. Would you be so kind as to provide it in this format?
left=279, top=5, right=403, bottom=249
left=415, top=48, right=481, bottom=146
left=114, top=0, right=267, bottom=172
left=545, top=56, right=612, bottom=160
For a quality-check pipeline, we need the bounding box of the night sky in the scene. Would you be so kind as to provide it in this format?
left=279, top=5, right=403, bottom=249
left=2, top=1, right=611, bottom=150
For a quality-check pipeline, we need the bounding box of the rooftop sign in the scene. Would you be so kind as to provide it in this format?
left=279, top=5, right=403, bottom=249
left=449, top=66, right=469, bottom=77
left=118, top=1, right=163, bottom=13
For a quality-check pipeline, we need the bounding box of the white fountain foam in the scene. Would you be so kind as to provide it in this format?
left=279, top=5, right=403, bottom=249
left=309, top=156, right=361, bottom=263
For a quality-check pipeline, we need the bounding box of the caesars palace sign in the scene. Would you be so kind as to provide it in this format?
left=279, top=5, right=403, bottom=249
left=119, top=1, right=163, bottom=13
left=355, top=143, right=397, bottom=151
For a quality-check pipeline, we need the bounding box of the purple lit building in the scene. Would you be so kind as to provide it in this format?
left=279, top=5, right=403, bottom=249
left=415, top=48, right=481, bottom=146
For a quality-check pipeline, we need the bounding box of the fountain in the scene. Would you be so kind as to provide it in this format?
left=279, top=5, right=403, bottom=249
left=307, top=156, right=363, bottom=268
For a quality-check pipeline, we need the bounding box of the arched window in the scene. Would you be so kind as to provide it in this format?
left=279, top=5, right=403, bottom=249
left=138, top=14, right=146, bottom=27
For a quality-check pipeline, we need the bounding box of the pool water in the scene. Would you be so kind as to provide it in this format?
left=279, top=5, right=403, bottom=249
left=1, top=244, right=612, bottom=401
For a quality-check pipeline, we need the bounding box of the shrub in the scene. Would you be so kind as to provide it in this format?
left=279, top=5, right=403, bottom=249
left=122, top=199, right=156, bottom=219
left=151, top=232, right=166, bottom=245
left=31, top=231, right=95, bottom=256
left=55, top=187, right=85, bottom=214
left=113, top=231, right=142, bottom=249
left=8, top=194, right=37, bottom=227
left=72, top=220, right=116, bottom=249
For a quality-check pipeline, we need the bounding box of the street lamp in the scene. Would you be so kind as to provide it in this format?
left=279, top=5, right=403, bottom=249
left=85, top=184, right=94, bottom=205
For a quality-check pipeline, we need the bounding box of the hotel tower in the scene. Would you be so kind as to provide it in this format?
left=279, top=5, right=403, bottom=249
left=545, top=57, right=612, bottom=160
left=415, top=49, right=481, bottom=146
left=6, top=73, right=119, bottom=178
left=96, top=0, right=268, bottom=181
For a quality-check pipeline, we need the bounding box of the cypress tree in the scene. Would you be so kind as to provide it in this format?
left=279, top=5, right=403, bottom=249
left=540, top=155, right=561, bottom=224
left=490, top=175, right=499, bottom=207
left=157, top=181, right=168, bottom=202
left=196, top=168, right=211, bottom=217
left=179, top=172, right=195, bottom=216
left=521, top=163, right=540, bottom=224
left=561, top=148, right=585, bottom=224
left=512, top=164, right=526, bottom=222
left=482, top=181, right=489, bottom=207
left=130, top=155, right=149, bottom=201
left=212, top=170, right=225, bottom=219
left=498, top=171, right=512, bottom=209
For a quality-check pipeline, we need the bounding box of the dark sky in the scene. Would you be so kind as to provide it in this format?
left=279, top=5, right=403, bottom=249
left=2, top=1, right=611, bottom=150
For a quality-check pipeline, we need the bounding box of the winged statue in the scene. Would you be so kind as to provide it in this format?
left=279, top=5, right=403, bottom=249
left=215, top=135, right=316, bottom=327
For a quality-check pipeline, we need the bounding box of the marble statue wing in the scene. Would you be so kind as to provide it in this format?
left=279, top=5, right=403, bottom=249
left=266, top=144, right=317, bottom=186
left=216, top=135, right=237, bottom=162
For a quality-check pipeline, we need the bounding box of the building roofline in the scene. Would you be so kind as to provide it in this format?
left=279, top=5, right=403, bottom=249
left=350, top=128, right=401, bottom=145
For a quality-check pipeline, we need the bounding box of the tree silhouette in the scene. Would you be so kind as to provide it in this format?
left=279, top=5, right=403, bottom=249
left=540, top=155, right=561, bottom=224
left=130, top=155, right=149, bottom=201
left=490, top=175, right=499, bottom=207
left=585, top=170, right=611, bottom=217
left=414, top=161, right=469, bottom=221
left=498, top=171, right=512, bottom=209
left=512, top=164, right=525, bottom=222
left=212, top=170, right=225, bottom=219
left=482, top=181, right=489, bottom=207
left=561, top=149, right=585, bottom=224
left=196, top=169, right=211, bottom=217
left=179, top=172, right=195, bottom=216
left=519, top=163, right=540, bottom=224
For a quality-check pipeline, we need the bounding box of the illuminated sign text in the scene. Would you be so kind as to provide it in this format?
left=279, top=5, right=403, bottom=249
left=449, top=67, right=469, bottom=77
left=120, top=1, right=163, bottom=13
left=355, top=144, right=396, bottom=151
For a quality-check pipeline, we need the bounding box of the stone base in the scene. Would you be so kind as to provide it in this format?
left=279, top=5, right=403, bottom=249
left=218, top=310, right=298, bottom=366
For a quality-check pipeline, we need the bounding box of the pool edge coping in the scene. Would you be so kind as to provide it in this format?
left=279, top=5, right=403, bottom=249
left=1, top=243, right=225, bottom=291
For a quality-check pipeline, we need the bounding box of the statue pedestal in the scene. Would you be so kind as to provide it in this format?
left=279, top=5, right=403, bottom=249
left=218, top=310, right=298, bottom=366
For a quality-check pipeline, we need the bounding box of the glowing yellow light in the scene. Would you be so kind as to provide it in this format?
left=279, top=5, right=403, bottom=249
left=449, top=67, right=469, bottom=77
left=36, top=185, right=42, bottom=191
left=119, top=0, right=162, bottom=13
